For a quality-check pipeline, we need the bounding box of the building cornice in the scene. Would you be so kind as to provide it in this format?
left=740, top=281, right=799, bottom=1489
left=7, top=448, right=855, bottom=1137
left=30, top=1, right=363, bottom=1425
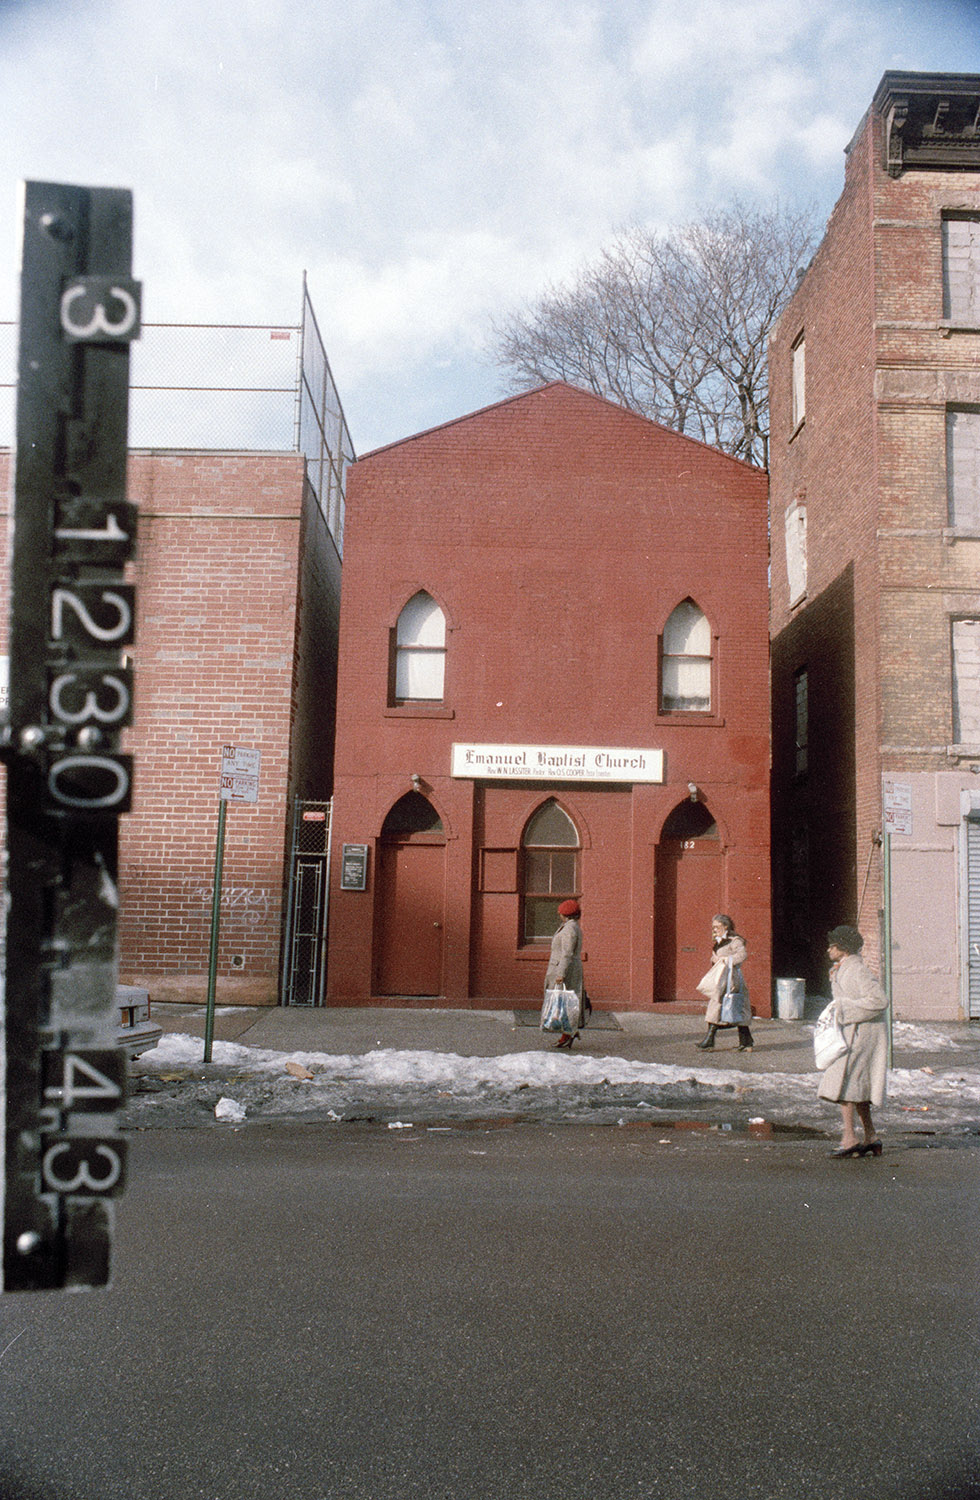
left=873, top=71, right=980, bottom=176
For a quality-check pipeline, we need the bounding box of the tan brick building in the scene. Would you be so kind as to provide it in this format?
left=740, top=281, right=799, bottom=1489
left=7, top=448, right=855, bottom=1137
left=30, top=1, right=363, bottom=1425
left=769, top=72, right=980, bottom=1019
left=0, top=291, right=351, bottom=1007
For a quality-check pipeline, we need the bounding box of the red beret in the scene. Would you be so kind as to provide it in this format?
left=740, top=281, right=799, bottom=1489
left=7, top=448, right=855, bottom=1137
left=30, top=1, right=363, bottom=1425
left=558, top=899, right=581, bottom=918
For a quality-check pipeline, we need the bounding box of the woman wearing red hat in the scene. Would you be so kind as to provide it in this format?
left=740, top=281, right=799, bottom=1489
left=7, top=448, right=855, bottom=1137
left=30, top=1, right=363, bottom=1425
left=544, top=898, right=587, bottom=1049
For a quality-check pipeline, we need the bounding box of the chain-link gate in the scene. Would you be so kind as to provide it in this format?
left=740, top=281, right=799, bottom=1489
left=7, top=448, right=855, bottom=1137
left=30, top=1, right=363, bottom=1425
left=281, top=799, right=332, bottom=1006
left=968, top=814, right=980, bottom=1020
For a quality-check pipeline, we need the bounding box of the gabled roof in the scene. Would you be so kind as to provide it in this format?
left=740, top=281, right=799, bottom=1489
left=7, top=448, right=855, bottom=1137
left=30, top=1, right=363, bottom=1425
left=356, top=380, right=764, bottom=476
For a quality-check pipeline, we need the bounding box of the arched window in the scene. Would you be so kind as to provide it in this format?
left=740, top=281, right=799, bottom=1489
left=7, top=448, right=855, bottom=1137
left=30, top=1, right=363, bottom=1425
left=661, top=600, right=712, bottom=713
left=521, top=800, right=579, bottom=943
left=381, top=792, right=444, bottom=839
left=392, top=592, right=446, bottom=703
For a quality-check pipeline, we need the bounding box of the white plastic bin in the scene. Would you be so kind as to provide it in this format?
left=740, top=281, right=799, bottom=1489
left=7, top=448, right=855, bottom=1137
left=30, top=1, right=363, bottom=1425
left=775, top=977, right=805, bottom=1020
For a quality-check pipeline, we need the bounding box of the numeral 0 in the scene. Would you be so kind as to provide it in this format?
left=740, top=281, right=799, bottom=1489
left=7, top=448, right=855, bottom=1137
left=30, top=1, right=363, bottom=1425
left=48, top=755, right=130, bottom=809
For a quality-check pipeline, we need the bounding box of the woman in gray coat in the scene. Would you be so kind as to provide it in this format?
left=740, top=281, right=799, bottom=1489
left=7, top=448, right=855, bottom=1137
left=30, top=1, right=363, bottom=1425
left=695, top=914, right=753, bottom=1051
left=545, top=899, right=586, bottom=1049
left=819, top=924, right=888, bottom=1158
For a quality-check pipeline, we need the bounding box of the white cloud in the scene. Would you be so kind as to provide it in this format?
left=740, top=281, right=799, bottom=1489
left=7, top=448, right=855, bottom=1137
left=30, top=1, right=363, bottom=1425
left=0, top=0, right=978, bottom=451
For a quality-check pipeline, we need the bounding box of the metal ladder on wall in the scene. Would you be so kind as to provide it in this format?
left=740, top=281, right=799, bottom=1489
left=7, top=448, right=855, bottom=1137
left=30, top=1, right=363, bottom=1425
left=281, top=798, right=332, bottom=1006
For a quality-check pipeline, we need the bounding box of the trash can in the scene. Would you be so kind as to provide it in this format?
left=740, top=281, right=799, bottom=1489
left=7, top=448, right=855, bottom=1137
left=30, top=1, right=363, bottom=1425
left=775, top=977, right=805, bottom=1020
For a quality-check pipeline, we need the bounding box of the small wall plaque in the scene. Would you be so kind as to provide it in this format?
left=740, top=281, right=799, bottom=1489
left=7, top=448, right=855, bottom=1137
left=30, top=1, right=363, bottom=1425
left=340, top=843, right=369, bottom=890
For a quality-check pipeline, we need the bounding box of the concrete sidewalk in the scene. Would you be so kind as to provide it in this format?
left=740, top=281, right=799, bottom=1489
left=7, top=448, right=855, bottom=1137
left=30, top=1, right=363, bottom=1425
left=146, top=1000, right=980, bottom=1080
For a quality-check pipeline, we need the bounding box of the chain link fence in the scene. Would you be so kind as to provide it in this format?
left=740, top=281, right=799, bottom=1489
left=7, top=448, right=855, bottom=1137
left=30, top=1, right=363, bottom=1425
left=0, top=275, right=353, bottom=554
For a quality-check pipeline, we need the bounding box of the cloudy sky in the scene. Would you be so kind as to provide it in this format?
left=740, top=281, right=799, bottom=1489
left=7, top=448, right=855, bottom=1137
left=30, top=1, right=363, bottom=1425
left=1, top=0, right=979, bottom=454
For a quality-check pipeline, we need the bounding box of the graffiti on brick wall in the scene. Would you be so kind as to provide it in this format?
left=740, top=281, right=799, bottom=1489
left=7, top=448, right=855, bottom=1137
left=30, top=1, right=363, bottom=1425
left=187, top=881, right=273, bottom=930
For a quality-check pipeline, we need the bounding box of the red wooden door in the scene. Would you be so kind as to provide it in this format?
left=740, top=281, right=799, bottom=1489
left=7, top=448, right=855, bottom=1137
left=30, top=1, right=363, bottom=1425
left=376, top=840, right=445, bottom=996
left=654, top=838, right=722, bottom=1001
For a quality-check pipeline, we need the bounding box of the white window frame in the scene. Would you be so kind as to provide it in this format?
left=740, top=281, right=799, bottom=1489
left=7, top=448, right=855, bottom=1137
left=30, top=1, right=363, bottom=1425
left=392, top=592, right=446, bottom=703
left=661, top=600, right=712, bottom=714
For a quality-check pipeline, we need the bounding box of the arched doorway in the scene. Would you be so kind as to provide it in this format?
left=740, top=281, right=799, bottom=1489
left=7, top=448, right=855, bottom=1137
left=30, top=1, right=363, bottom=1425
left=654, top=801, right=722, bottom=1002
left=375, top=792, right=446, bottom=996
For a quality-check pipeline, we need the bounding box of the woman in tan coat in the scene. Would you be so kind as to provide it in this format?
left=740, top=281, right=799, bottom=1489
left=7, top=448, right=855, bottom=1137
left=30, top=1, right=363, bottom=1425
left=819, top=924, right=888, bottom=1158
left=695, top=914, right=753, bottom=1051
left=544, top=899, right=586, bottom=1049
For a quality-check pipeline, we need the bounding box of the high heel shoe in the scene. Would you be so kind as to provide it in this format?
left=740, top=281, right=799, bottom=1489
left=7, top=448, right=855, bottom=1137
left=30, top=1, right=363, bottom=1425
left=554, top=1034, right=571, bottom=1048
left=565, top=1032, right=580, bottom=1050
left=859, top=1140, right=883, bottom=1157
left=829, top=1143, right=864, bottom=1158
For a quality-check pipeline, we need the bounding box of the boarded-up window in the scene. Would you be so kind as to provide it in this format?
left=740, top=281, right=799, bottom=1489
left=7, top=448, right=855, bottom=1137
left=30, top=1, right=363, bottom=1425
left=791, top=334, right=806, bottom=430
left=947, top=408, right=980, bottom=530
left=953, top=618, right=980, bottom=744
left=785, top=499, right=807, bottom=604
left=943, top=217, right=980, bottom=323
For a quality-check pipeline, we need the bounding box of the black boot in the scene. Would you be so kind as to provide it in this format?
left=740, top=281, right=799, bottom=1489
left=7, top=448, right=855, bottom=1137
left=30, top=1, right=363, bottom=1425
left=696, top=1025, right=718, bottom=1050
left=737, top=1026, right=754, bottom=1052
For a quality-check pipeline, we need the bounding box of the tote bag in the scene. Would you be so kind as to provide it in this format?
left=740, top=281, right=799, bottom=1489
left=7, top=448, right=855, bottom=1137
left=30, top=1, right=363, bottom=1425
left=813, top=1002, right=848, bottom=1070
left=719, top=958, right=749, bottom=1025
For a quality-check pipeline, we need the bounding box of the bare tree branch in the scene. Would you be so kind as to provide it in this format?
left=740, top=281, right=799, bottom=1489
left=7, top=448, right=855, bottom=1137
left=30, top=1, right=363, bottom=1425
left=488, top=199, right=818, bottom=466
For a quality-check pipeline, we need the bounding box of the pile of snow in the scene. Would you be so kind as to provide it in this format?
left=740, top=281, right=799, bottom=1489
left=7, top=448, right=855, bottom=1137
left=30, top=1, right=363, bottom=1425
left=145, top=1032, right=980, bottom=1112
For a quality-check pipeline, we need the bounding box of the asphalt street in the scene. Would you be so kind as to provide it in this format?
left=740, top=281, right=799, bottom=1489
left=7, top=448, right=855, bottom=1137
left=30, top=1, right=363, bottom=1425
left=1, top=1123, right=979, bottom=1500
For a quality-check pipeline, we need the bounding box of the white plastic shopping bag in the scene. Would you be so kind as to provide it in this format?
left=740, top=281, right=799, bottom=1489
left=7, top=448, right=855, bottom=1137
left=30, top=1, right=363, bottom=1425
left=541, top=986, right=581, bottom=1033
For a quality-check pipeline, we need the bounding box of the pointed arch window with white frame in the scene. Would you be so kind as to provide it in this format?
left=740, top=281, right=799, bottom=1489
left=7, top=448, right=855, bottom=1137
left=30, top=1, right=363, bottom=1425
left=391, top=591, right=446, bottom=704
left=660, top=600, right=712, bottom=713
left=521, top=800, right=580, bottom=944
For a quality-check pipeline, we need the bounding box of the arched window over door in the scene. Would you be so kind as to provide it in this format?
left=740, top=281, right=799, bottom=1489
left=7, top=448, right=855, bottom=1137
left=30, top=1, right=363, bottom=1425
left=381, top=791, right=444, bottom=838
left=521, top=800, right=579, bottom=943
left=391, top=592, right=446, bottom=704
left=661, top=600, right=712, bottom=713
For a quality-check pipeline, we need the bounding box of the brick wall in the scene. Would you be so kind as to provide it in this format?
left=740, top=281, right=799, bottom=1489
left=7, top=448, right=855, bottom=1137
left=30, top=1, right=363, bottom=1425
left=0, top=446, right=341, bottom=1006
left=769, top=79, right=980, bottom=1003
left=328, top=383, right=772, bottom=1010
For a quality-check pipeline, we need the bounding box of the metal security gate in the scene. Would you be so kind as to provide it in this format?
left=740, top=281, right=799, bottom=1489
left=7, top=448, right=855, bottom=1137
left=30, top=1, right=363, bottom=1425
left=281, top=799, right=331, bottom=1006
left=968, top=816, right=980, bottom=1019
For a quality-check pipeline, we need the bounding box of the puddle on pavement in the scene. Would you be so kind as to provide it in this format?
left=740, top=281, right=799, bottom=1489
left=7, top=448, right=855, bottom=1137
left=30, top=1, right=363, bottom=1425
left=386, top=1116, right=826, bottom=1141
left=609, top=1118, right=824, bottom=1140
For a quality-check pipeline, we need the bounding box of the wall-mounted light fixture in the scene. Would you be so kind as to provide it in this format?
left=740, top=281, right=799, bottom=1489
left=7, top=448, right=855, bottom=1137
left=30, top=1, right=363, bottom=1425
left=410, top=773, right=422, bottom=792
left=687, top=781, right=698, bottom=801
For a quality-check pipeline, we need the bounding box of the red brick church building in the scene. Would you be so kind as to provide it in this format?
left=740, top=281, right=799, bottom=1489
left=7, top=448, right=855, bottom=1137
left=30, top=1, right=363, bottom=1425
left=326, top=382, right=772, bottom=1011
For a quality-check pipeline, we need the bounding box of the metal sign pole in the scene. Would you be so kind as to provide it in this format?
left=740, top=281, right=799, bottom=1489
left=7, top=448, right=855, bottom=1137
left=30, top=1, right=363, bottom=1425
left=202, top=745, right=260, bottom=1062
left=203, top=798, right=227, bottom=1064
left=883, top=829, right=894, bottom=1070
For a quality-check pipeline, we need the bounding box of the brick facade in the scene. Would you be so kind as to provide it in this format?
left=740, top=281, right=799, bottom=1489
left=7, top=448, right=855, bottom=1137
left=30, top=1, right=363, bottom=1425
left=0, top=447, right=342, bottom=1006
left=769, top=72, right=980, bottom=1017
left=327, top=383, right=772, bottom=1012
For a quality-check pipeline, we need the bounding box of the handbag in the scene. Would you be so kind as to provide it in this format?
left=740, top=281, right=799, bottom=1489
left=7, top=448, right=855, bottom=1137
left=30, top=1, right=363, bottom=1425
left=813, top=1002, right=849, bottom=1070
left=719, top=958, right=748, bottom=1025
left=541, top=986, right=581, bottom=1034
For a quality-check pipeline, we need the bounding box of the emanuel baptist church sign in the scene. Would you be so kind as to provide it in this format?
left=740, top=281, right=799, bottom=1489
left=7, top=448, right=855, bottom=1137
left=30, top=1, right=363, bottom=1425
left=451, top=742, right=665, bottom=783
